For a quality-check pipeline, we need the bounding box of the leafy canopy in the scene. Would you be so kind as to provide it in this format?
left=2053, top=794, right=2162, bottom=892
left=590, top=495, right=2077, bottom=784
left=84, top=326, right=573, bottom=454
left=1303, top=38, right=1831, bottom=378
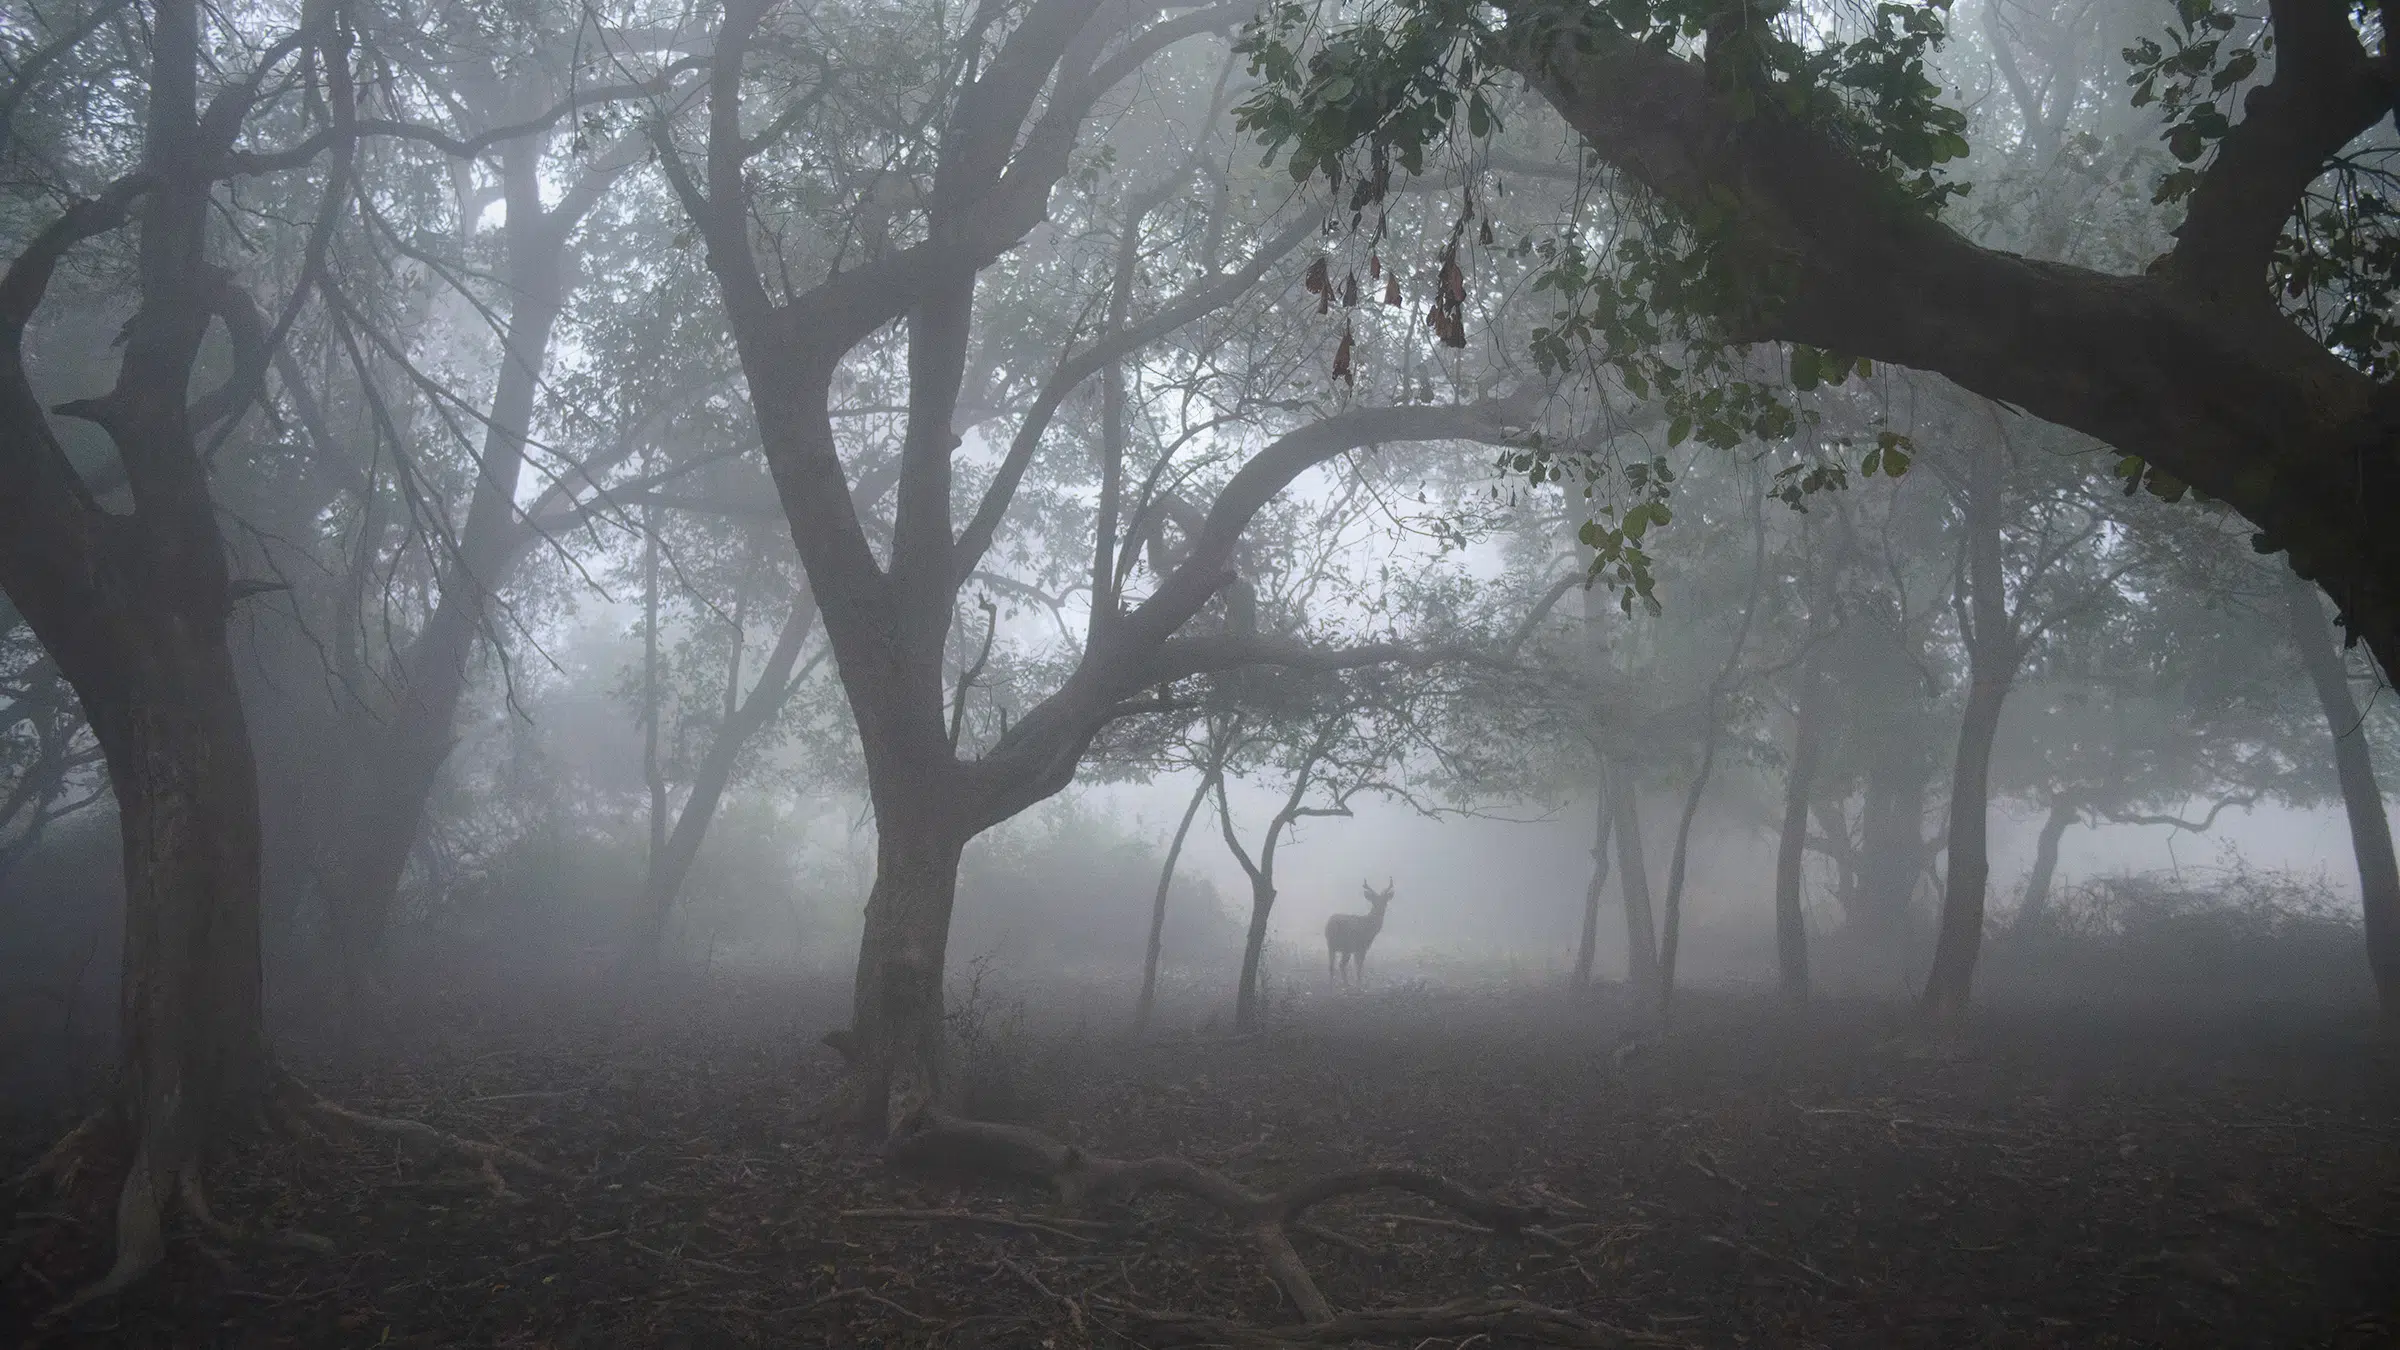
left=1231, top=0, right=1971, bottom=605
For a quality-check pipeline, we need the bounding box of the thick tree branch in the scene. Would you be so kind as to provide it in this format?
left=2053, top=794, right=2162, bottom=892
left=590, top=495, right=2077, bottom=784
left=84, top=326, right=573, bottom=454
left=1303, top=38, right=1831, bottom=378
left=2166, top=0, right=2389, bottom=302
left=1494, top=1, right=2400, bottom=680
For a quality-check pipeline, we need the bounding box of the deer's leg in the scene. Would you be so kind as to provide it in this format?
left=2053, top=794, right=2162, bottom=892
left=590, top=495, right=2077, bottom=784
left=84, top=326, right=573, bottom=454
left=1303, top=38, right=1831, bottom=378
left=1328, top=945, right=1337, bottom=981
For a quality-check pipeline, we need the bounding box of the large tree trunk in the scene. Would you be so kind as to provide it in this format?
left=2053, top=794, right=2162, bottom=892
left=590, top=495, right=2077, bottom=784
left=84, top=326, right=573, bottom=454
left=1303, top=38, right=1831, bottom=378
left=2018, top=796, right=2078, bottom=926
left=76, top=617, right=272, bottom=1288
left=1136, top=767, right=1216, bottom=1032
left=1613, top=787, right=1659, bottom=997
left=838, top=812, right=969, bottom=1136
left=1773, top=678, right=1823, bottom=1003
left=1571, top=771, right=1612, bottom=992
left=2283, top=581, right=2400, bottom=1024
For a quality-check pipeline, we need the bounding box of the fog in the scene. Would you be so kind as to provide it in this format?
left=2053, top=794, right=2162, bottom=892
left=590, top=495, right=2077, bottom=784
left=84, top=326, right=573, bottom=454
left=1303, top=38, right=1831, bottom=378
left=3, top=0, right=2397, bottom=1340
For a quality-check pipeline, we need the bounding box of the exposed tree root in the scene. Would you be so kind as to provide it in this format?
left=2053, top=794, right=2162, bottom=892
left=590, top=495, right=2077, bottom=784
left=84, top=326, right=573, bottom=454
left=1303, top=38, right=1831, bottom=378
left=1105, top=1296, right=1692, bottom=1347
left=267, top=1069, right=564, bottom=1184
left=10, top=1070, right=562, bottom=1323
left=886, top=1107, right=1564, bottom=1325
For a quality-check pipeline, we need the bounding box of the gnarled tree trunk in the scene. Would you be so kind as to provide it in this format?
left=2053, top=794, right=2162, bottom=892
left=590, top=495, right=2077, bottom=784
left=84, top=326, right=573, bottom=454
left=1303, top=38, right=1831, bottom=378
left=75, top=609, right=272, bottom=1289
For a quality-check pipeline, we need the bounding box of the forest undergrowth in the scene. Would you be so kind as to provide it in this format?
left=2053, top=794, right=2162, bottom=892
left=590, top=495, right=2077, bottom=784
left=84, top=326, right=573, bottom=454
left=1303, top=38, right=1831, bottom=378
left=3, top=965, right=2396, bottom=1348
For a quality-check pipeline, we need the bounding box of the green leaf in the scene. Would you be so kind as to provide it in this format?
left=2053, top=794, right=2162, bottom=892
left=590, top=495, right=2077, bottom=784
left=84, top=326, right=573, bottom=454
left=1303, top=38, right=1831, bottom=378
left=1790, top=345, right=1822, bottom=391
left=1666, top=414, right=1691, bottom=447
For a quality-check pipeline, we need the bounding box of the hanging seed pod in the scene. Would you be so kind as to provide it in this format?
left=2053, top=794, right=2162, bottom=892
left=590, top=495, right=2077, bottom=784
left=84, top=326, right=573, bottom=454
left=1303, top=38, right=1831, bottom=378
left=1370, top=253, right=1381, bottom=280
left=1341, top=272, right=1358, bottom=308
left=1319, top=287, right=1331, bottom=315
left=1332, top=324, right=1354, bottom=387
left=1440, top=252, right=1466, bottom=306
left=1303, top=257, right=1329, bottom=295
left=1384, top=272, right=1402, bottom=306
left=1479, top=217, right=1494, bottom=247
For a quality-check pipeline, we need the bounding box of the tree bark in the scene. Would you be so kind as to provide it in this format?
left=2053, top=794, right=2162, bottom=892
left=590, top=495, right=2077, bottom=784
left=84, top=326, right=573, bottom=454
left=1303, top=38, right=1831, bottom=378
left=1136, top=763, right=1219, bottom=1032
left=2017, top=796, right=2078, bottom=926
left=1571, top=770, right=1612, bottom=992
left=2283, top=580, right=2400, bottom=1024
left=838, top=811, right=969, bottom=1135
left=1613, top=787, right=1659, bottom=998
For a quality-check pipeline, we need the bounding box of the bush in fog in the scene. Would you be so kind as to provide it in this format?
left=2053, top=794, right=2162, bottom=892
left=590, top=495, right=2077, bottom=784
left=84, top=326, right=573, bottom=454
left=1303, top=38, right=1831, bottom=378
left=950, top=801, right=1242, bottom=977
left=1983, top=858, right=2370, bottom=1006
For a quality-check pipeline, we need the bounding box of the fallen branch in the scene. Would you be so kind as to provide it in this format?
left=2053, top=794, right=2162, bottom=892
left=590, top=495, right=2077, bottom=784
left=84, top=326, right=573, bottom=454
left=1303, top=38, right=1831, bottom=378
left=837, top=1207, right=1108, bottom=1243
left=886, top=1107, right=1559, bottom=1324
left=1108, top=1296, right=1692, bottom=1348
left=271, top=1071, right=564, bottom=1182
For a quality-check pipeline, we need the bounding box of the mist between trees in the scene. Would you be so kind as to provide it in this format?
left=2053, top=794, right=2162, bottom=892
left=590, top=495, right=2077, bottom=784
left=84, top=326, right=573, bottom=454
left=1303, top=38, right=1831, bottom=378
left=1, top=0, right=2398, bottom=1334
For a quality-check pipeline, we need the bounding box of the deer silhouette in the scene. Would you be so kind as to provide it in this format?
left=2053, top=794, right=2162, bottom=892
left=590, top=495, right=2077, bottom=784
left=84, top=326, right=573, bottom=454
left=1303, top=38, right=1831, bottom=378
left=1326, top=880, right=1394, bottom=986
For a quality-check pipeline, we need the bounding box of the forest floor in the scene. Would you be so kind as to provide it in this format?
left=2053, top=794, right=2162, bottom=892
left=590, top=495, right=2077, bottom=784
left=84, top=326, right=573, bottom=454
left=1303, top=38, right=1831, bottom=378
left=5, top=966, right=2398, bottom=1348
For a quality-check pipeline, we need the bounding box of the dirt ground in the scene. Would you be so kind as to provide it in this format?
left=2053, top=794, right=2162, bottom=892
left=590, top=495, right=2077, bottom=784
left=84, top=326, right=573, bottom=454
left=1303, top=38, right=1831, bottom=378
left=5, top=969, right=2397, bottom=1348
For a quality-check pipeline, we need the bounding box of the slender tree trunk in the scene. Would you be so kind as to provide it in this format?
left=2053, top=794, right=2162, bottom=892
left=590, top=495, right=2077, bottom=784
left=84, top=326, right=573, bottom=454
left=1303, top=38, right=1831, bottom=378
left=315, top=134, right=570, bottom=1001
left=1235, top=874, right=1277, bottom=1033
left=1136, top=766, right=1217, bottom=1032
left=2284, top=580, right=2400, bottom=1024
left=1572, top=770, right=1612, bottom=992
left=1658, top=497, right=1764, bottom=1016
left=1855, top=764, right=1928, bottom=943
left=2018, top=796, right=2077, bottom=925
left=1614, top=788, right=1659, bottom=997
left=641, top=494, right=667, bottom=894
left=1773, top=680, right=1824, bottom=1003
left=1924, top=436, right=2017, bottom=1023
left=630, top=594, right=819, bottom=972
left=1924, top=675, right=2010, bottom=1018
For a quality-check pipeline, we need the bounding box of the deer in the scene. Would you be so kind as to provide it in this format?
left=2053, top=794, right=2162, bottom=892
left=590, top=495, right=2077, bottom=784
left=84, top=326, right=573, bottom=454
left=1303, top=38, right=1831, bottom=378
left=1326, top=880, right=1394, bottom=986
